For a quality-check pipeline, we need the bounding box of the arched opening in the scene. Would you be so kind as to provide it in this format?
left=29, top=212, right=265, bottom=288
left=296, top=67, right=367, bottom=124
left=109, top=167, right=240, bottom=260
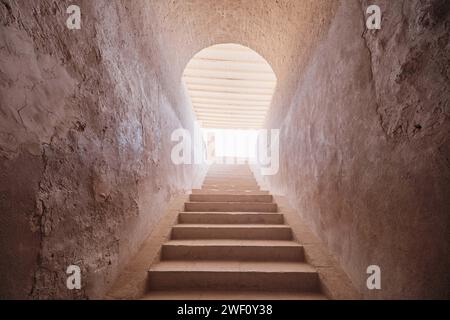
left=182, top=43, right=277, bottom=161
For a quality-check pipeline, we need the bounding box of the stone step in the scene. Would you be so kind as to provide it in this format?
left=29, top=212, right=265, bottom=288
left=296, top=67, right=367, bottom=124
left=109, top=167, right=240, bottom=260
left=161, top=239, right=304, bottom=261
left=207, top=168, right=252, bottom=173
left=208, top=167, right=251, bottom=170
left=204, top=177, right=256, bottom=183
left=192, top=189, right=269, bottom=195
left=185, top=202, right=277, bottom=212
left=198, top=186, right=260, bottom=189
left=147, top=261, right=320, bottom=292
left=202, top=184, right=260, bottom=190
left=206, top=174, right=253, bottom=178
left=203, top=183, right=259, bottom=189
left=199, top=188, right=263, bottom=194
left=171, top=224, right=292, bottom=240
left=178, top=212, right=283, bottom=224
left=205, top=173, right=254, bottom=178
left=205, top=177, right=254, bottom=182
left=190, top=194, right=273, bottom=203
left=206, top=171, right=252, bottom=175
left=142, top=290, right=327, bottom=300
left=205, top=173, right=255, bottom=178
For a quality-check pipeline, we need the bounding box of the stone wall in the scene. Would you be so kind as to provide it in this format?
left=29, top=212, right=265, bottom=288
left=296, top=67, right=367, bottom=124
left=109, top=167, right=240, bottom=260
left=1, top=0, right=339, bottom=298
left=264, top=0, right=450, bottom=299
left=2, top=0, right=447, bottom=299
left=0, top=0, right=205, bottom=299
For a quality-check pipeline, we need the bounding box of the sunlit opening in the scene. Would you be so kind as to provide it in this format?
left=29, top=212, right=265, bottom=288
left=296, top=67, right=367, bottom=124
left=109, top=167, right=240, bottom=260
left=182, top=43, right=277, bottom=164
left=202, top=129, right=258, bottom=161
left=183, top=43, right=277, bottom=130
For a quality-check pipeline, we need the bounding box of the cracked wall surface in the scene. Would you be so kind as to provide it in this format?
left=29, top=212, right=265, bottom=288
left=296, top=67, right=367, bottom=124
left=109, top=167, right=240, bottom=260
left=1, top=0, right=448, bottom=300
left=0, top=0, right=205, bottom=299
left=264, top=0, right=450, bottom=299
left=0, top=0, right=339, bottom=299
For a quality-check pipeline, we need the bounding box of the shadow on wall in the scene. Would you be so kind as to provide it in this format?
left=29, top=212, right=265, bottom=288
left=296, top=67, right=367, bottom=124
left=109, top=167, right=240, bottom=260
left=263, top=0, right=450, bottom=299
left=0, top=0, right=207, bottom=299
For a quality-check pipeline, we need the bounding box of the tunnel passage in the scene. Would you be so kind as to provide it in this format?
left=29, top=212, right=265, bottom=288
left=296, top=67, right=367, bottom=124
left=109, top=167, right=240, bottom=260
left=0, top=0, right=339, bottom=299
left=0, top=0, right=449, bottom=300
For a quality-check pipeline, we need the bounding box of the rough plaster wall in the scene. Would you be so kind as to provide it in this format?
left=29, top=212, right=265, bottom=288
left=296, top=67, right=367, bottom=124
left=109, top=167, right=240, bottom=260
left=4, top=0, right=446, bottom=300
left=1, top=0, right=340, bottom=299
left=264, top=0, right=450, bottom=299
left=0, top=0, right=204, bottom=299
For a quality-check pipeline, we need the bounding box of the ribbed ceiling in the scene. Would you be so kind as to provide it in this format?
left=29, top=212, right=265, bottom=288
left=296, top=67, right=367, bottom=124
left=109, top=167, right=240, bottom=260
left=182, top=44, right=277, bottom=129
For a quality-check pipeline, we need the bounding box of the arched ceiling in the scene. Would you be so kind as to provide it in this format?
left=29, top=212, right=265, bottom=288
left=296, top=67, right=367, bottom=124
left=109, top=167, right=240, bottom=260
left=142, top=0, right=339, bottom=128
left=182, top=43, right=277, bottom=129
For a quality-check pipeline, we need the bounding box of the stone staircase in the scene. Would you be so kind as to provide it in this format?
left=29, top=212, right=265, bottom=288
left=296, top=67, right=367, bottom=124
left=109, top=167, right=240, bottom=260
left=143, top=164, right=327, bottom=299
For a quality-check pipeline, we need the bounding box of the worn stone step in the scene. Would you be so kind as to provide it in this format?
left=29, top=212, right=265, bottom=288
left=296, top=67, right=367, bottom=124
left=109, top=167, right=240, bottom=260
left=202, top=185, right=259, bottom=189
left=161, top=239, right=304, bottom=261
left=207, top=168, right=252, bottom=173
left=185, top=202, right=277, bottom=212
left=190, top=194, right=273, bottom=203
left=171, top=224, right=292, bottom=240
left=202, top=183, right=259, bottom=189
left=205, top=173, right=254, bottom=178
left=142, top=290, right=327, bottom=300
left=199, top=188, right=263, bottom=194
left=178, top=212, right=283, bottom=224
left=205, top=177, right=254, bottom=182
left=192, top=189, right=269, bottom=195
left=147, top=261, right=320, bottom=292
left=206, top=172, right=253, bottom=177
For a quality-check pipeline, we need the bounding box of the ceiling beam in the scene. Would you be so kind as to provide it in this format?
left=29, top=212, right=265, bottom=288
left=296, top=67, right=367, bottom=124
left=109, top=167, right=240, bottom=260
left=192, top=98, right=270, bottom=106
left=194, top=50, right=265, bottom=63
left=189, top=57, right=270, bottom=70
left=184, top=77, right=276, bottom=89
left=197, top=115, right=266, bottom=121
left=195, top=109, right=267, bottom=116
left=183, top=69, right=276, bottom=81
left=186, top=84, right=274, bottom=95
left=189, top=91, right=273, bottom=101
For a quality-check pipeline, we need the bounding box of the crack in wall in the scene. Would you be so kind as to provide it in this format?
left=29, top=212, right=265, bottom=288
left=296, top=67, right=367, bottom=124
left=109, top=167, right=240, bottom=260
left=359, top=1, right=389, bottom=141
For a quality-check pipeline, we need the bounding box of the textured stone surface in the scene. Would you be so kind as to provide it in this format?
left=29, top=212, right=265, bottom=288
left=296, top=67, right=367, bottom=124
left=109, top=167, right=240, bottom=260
left=264, top=0, right=450, bottom=299
left=2, top=0, right=448, bottom=300
left=0, top=0, right=205, bottom=299
left=0, top=0, right=338, bottom=299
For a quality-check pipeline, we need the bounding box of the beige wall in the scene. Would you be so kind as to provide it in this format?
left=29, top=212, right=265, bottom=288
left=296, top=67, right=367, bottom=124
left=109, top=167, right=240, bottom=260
left=263, top=0, right=450, bottom=299
left=1, top=0, right=448, bottom=299
left=0, top=0, right=206, bottom=299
